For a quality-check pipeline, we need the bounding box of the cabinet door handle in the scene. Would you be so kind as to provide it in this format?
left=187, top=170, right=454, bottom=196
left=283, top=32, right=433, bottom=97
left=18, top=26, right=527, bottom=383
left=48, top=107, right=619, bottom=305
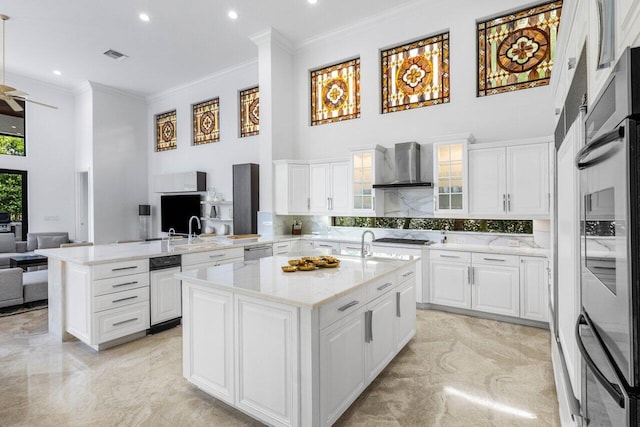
left=377, top=282, right=393, bottom=291
left=396, top=291, right=401, bottom=318
left=112, top=266, right=138, bottom=272
left=338, top=300, right=359, bottom=312
left=507, top=194, right=511, bottom=211
left=307, top=198, right=310, bottom=210
left=483, top=257, right=506, bottom=262
left=468, top=266, right=473, bottom=285
left=503, top=194, right=506, bottom=212
left=112, top=281, right=138, bottom=288
left=402, top=271, right=414, bottom=278
left=112, top=295, right=138, bottom=304
left=327, top=198, right=330, bottom=210
left=112, top=317, right=138, bottom=327
left=365, top=310, right=373, bottom=343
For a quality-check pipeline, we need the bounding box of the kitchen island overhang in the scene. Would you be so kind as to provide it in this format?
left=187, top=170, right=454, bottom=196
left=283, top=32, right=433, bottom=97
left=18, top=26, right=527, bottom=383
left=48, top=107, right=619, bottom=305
left=178, top=254, right=419, bottom=427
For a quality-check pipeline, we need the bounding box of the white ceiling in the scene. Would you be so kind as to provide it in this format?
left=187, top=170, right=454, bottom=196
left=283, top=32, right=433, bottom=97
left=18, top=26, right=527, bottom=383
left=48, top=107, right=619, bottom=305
left=2, top=0, right=419, bottom=96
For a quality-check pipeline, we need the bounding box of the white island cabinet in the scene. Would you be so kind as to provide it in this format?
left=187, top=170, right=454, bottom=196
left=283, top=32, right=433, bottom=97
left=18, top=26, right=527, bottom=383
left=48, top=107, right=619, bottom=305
left=179, top=254, right=418, bottom=427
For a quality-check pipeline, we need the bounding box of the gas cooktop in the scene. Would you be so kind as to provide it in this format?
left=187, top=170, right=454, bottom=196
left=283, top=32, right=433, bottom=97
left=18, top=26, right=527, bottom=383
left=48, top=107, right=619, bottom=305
left=373, top=238, right=434, bottom=246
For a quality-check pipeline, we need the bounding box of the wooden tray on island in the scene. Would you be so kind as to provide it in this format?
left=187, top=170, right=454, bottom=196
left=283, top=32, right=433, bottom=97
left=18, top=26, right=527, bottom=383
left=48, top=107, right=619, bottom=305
left=227, top=234, right=261, bottom=239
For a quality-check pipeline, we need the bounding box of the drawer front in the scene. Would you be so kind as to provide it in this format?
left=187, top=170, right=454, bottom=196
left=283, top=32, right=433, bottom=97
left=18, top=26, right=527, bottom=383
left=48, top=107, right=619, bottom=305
left=367, top=274, right=397, bottom=301
left=396, top=262, right=417, bottom=284
left=93, top=272, right=150, bottom=296
left=320, top=285, right=368, bottom=329
left=313, top=241, right=340, bottom=250
left=92, top=259, right=149, bottom=280
left=430, top=250, right=471, bottom=263
left=181, top=257, right=243, bottom=272
left=472, top=253, right=519, bottom=267
left=94, top=286, right=149, bottom=313
left=94, top=301, right=150, bottom=344
left=182, top=247, right=244, bottom=267
left=273, top=241, right=292, bottom=255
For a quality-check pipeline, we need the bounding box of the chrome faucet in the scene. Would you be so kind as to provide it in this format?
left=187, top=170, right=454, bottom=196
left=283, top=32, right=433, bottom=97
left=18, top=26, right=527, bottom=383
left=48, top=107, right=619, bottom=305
left=188, top=216, right=201, bottom=244
left=361, top=230, right=375, bottom=258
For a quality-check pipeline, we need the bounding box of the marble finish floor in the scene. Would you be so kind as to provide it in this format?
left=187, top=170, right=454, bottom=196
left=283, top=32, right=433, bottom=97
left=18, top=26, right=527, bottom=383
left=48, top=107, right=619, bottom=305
left=0, top=309, right=559, bottom=426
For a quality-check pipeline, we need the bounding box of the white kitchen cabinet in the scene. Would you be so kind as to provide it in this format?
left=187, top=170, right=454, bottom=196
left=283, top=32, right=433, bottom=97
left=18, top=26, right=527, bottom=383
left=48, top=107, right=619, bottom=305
left=273, top=241, right=292, bottom=256
left=182, top=285, right=234, bottom=405
left=429, top=251, right=471, bottom=309
left=471, top=255, right=520, bottom=318
left=274, top=161, right=310, bottom=215
left=433, top=139, right=469, bottom=216
left=365, top=292, right=396, bottom=383
left=351, top=146, right=385, bottom=215
left=150, top=267, right=182, bottom=325
left=181, top=247, right=244, bottom=270
left=371, top=243, right=425, bottom=303
left=520, top=256, right=549, bottom=322
left=320, top=308, right=367, bottom=426
left=313, top=240, right=340, bottom=251
left=235, top=295, right=299, bottom=427
left=468, top=142, right=549, bottom=218
left=394, top=279, right=416, bottom=351
left=309, top=162, right=351, bottom=215
left=153, top=171, right=206, bottom=193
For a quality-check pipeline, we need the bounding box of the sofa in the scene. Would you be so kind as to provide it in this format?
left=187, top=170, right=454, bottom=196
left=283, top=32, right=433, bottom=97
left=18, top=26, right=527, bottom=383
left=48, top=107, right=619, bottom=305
left=0, top=233, right=27, bottom=269
left=0, top=268, right=48, bottom=308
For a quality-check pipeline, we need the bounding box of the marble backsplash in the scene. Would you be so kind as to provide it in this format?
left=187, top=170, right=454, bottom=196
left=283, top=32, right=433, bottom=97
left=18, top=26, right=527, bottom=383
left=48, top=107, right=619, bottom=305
left=383, top=188, right=435, bottom=217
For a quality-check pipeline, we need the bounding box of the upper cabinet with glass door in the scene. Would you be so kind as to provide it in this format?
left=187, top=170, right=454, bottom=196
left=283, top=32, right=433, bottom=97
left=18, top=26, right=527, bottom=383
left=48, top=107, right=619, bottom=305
left=351, top=146, right=386, bottom=216
left=433, top=135, right=473, bottom=216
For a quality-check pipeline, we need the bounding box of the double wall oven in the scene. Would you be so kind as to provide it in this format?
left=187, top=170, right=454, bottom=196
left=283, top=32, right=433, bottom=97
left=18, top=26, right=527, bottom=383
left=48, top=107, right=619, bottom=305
left=576, top=47, right=640, bottom=425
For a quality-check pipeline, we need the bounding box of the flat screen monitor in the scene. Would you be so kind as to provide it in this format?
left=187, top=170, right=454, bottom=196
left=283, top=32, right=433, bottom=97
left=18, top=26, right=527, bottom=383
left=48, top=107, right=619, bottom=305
left=160, top=194, right=202, bottom=235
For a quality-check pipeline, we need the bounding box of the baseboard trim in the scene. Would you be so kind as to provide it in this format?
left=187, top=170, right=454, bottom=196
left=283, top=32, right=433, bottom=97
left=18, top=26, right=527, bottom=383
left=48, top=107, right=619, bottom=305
left=419, top=303, right=549, bottom=329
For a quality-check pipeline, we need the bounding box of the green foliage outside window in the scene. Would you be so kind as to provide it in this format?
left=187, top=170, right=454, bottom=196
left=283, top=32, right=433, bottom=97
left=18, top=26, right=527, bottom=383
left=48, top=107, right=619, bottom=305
left=332, top=217, right=532, bottom=234
left=0, top=173, right=23, bottom=221
left=0, top=134, right=26, bottom=156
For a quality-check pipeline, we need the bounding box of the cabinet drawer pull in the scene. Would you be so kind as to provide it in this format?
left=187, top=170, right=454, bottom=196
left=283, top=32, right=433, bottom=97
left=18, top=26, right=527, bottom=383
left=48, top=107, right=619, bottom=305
left=112, top=266, right=138, bottom=272
left=344, top=246, right=360, bottom=250
left=276, top=244, right=288, bottom=249
left=440, top=254, right=459, bottom=259
left=377, top=282, right=393, bottom=291
left=483, top=257, right=506, bottom=262
left=338, top=300, right=359, bottom=312
left=112, top=281, right=138, bottom=288
left=112, top=317, right=138, bottom=327
left=318, top=244, right=333, bottom=248
left=209, top=254, right=225, bottom=258
left=402, top=271, right=414, bottom=277
left=112, top=295, right=138, bottom=304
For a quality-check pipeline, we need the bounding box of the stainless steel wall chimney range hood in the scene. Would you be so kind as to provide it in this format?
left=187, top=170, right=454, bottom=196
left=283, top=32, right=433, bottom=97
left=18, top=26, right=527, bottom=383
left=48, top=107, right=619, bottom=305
left=372, top=142, right=433, bottom=189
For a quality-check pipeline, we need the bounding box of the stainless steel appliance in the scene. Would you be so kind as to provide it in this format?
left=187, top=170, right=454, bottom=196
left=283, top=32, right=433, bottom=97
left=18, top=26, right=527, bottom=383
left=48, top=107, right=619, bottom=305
left=575, top=47, right=640, bottom=426
left=244, top=244, right=273, bottom=261
left=372, top=142, right=433, bottom=189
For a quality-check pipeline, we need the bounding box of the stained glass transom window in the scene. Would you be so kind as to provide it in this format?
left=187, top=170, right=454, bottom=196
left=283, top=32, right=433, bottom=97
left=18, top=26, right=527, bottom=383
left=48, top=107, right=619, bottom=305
left=240, top=86, right=259, bottom=138
left=193, top=98, right=220, bottom=145
left=311, top=58, right=360, bottom=126
left=477, top=1, right=562, bottom=97
left=381, top=32, right=450, bottom=114
left=156, top=110, right=177, bottom=152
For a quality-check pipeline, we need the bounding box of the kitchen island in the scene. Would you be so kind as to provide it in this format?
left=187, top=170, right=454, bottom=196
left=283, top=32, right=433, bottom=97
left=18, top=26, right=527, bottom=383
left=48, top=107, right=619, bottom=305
left=177, top=254, right=419, bottom=427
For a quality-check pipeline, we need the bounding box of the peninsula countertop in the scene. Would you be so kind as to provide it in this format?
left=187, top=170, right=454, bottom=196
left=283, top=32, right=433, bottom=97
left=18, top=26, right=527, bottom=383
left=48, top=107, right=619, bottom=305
left=177, top=254, right=420, bottom=309
left=35, top=235, right=300, bottom=266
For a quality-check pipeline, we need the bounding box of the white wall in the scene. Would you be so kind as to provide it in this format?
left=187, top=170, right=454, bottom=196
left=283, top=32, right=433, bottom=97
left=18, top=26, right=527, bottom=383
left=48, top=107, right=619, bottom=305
left=91, top=83, right=148, bottom=244
left=292, top=0, right=556, bottom=161
left=146, top=61, right=260, bottom=236
left=0, top=73, right=76, bottom=239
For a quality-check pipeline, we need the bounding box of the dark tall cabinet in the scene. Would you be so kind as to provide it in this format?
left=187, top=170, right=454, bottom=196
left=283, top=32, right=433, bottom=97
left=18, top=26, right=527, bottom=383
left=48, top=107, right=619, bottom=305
left=232, top=163, right=259, bottom=235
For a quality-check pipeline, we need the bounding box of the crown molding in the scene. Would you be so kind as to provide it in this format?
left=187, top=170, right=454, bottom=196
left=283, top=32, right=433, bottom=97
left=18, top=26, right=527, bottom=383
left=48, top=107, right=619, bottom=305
left=5, top=70, right=74, bottom=95
left=250, top=28, right=294, bottom=55
left=89, top=81, right=146, bottom=102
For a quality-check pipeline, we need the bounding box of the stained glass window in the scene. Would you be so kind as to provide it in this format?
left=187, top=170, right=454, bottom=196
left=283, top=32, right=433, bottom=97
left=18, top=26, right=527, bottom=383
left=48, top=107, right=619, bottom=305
left=381, top=32, right=450, bottom=114
left=311, top=58, right=360, bottom=126
left=240, top=86, right=259, bottom=138
left=155, top=110, right=177, bottom=152
left=477, top=1, right=562, bottom=97
left=193, top=98, right=220, bottom=145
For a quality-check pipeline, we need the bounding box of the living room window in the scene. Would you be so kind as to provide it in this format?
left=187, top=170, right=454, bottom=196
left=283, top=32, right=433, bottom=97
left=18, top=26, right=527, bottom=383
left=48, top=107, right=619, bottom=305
left=0, top=169, right=28, bottom=240
left=0, top=100, right=26, bottom=157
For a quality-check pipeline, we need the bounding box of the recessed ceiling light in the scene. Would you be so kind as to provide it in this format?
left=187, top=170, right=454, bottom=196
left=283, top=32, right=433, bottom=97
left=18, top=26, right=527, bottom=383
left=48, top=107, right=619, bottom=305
left=228, top=10, right=238, bottom=20
left=308, top=0, right=318, bottom=4
left=53, top=70, right=62, bottom=76
left=139, top=13, right=150, bottom=22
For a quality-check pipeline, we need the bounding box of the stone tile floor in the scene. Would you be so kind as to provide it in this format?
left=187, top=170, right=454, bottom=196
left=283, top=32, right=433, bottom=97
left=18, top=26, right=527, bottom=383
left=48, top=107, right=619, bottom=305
left=0, top=308, right=559, bottom=426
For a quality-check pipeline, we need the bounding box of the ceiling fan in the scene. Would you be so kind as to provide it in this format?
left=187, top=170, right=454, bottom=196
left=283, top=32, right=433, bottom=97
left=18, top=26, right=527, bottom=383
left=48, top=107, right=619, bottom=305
left=0, top=14, right=57, bottom=112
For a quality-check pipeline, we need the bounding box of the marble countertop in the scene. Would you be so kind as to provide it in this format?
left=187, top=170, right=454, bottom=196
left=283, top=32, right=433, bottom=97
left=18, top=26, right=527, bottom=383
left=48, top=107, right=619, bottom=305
left=35, top=235, right=301, bottom=266
left=177, top=254, right=420, bottom=309
left=429, top=243, right=549, bottom=257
